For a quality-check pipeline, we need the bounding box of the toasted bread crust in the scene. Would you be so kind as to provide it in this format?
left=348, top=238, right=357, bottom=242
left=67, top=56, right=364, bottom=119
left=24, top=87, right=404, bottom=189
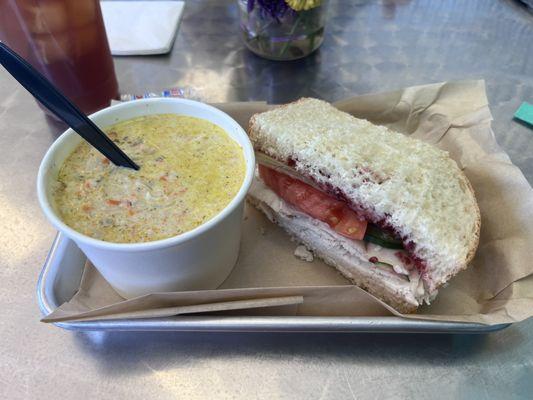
left=438, top=169, right=481, bottom=285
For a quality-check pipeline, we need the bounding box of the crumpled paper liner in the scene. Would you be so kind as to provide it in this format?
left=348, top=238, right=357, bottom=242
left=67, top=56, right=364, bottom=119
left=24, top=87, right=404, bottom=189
left=42, top=80, right=533, bottom=325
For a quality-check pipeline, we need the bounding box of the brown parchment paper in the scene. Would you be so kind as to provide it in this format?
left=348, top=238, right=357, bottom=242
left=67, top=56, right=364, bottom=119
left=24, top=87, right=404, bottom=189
left=42, top=80, right=533, bottom=325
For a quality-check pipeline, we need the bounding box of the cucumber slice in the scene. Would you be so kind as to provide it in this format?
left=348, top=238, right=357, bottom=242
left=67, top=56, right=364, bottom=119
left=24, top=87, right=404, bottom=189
left=373, top=261, right=394, bottom=268
left=364, top=225, right=404, bottom=249
left=364, top=234, right=404, bottom=249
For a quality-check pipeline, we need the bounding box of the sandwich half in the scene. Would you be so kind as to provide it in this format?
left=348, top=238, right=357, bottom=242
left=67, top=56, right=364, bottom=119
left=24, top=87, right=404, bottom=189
left=247, top=98, right=480, bottom=312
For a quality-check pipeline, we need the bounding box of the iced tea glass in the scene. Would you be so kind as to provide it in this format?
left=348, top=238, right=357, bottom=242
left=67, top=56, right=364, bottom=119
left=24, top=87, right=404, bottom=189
left=0, top=0, right=118, bottom=115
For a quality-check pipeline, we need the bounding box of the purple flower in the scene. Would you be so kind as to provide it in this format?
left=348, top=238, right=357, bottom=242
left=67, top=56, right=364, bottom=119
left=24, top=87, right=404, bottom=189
left=247, top=0, right=255, bottom=12
left=247, top=0, right=293, bottom=20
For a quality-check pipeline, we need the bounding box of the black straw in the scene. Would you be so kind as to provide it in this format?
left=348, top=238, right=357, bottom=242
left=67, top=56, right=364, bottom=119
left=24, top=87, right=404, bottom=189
left=0, top=42, right=139, bottom=170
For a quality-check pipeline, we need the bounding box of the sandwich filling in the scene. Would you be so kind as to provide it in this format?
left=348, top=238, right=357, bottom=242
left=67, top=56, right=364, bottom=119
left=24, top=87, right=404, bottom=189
left=255, top=165, right=438, bottom=305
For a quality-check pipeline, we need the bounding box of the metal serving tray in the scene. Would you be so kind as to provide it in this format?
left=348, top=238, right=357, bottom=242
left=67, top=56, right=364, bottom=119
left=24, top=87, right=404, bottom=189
left=37, top=233, right=510, bottom=333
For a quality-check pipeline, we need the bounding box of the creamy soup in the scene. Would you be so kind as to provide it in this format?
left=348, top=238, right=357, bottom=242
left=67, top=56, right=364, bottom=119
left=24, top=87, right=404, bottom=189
left=53, top=114, right=246, bottom=243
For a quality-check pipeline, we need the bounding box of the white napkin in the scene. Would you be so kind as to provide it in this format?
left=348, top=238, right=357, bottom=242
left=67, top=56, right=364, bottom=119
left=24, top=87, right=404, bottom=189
left=101, top=1, right=185, bottom=55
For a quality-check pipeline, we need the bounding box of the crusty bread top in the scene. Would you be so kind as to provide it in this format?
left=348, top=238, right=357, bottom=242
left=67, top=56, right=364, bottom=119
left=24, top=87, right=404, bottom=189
left=249, top=98, right=480, bottom=291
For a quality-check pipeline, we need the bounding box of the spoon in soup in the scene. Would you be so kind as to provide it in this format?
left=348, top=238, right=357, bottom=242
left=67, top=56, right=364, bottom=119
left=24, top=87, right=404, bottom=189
left=0, top=42, right=139, bottom=170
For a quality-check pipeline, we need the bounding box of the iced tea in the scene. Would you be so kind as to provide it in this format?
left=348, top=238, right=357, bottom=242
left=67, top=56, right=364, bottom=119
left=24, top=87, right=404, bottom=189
left=0, top=0, right=118, bottom=115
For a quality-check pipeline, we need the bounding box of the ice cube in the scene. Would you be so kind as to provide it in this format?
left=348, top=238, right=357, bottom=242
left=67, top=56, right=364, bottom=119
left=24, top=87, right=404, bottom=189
left=67, top=0, right=97, bottom=28
left=74, top=25, right=99, bottom=58
left=22, top=1, right=68, bottom=34
left=33, top=32, right=73, bottom=64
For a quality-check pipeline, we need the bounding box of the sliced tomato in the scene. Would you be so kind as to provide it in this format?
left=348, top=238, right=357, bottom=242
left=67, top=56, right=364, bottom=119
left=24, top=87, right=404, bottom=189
left=259, top=165, right=367, bottom=240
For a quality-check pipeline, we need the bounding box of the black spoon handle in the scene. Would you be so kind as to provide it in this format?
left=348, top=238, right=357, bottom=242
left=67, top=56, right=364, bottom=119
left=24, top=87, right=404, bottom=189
left=0, top=42, right=139, bottom=170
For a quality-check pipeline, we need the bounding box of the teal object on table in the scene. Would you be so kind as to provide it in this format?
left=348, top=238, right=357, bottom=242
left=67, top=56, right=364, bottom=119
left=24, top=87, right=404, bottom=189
left=514, top=101, right=533, bottom=127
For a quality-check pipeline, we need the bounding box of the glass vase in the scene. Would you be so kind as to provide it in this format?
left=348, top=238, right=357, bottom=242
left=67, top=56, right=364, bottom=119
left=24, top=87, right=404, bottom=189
left=238, top=0, right=328, bottom=61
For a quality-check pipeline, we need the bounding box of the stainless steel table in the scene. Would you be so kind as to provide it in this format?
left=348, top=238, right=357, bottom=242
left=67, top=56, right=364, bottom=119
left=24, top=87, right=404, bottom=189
left=1, top=0, right=532, bottom=398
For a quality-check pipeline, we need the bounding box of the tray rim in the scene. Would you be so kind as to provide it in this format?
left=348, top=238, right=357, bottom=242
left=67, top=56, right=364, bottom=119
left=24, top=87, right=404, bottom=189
left=37, top=233, right=511, bottom=333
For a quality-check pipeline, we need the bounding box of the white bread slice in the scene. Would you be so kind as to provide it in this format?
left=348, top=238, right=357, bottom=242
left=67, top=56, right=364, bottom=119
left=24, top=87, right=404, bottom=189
left=248, top=98, right=480, bottom=295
